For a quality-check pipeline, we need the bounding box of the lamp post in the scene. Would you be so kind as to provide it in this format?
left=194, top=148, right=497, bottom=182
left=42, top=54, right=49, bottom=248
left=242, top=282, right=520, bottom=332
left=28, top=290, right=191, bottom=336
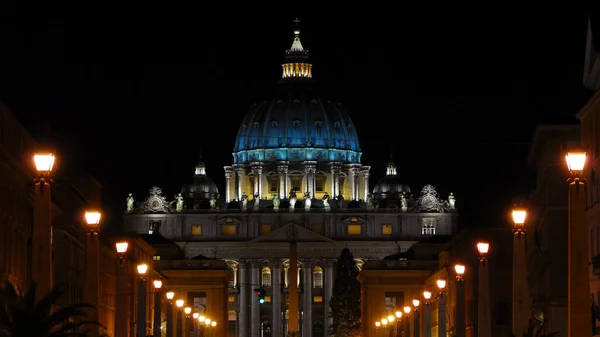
left=381, top=318, right=389, bottom=337
left=192, top=313, right=199, bottom=337
left=412, top=299, right=420, bottom=337
left=403, top=306, right=411, bottom=337
left=83, top=210, right=102, bottom=337
left=153, top=280, right=163, bottom=337
left=184, top=307, right=192, bottom=337
left=115, top=241, right=129, bottom=337
left=423, top=291, right=432, bottom=337
left=511, top=204, right=529, bottom=337
left=565, top=148, right=593, bottom=337
left=454, top=264, right=466, bottom=337
left=476, top=242, right=491, bottom=337
left=394, top=311, right=403, bottom=337
left=437, top=279, right=446, bottom=337
left=387, top=315, right=396, bottom=337
left=137, top=263, right=149, bottom=337
left=375, top=321, right=381, bottom=337
left=166, top=291, right=175, bottom=337
left=32, top=152, right=55, bottom=303
left=176, top=299, right=184, bottom=337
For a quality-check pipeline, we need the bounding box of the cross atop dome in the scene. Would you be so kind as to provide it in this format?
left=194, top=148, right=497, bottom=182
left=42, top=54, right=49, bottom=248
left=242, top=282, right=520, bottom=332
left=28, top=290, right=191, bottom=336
left=282, top=18, right=312, bottom=79
left=290, top=18, right=304, bottom=52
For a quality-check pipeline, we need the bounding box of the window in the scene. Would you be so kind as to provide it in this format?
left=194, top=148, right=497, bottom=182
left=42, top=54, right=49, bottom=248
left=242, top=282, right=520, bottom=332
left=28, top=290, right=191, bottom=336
left=153, top=255, right=161, bottom=260
left=261, top=224, right=271, bottom=235
left=316, top=176, right=325, bottom=192
left=291, top=177, right=302, bottom=192
left=347, top=225, right=361, bottom=235
left=382, top=224, right=392, bottom=235
left=268, top=175, right=278, bottom=192
left=313, top=266, right=323, bottom=288
left=148, top=220, right=161, bottom=235
left=313, top=296, right=323, bottom=302
left=312, top=224, right=323, bottom=234
left=422, top=218, right=436, bottom=235
left=262, top=267, right=272, bottom=287
left=192, top=225, right=202, bottom=236
left=264, top=296, right=272, bottom=303
left=223, top=225, right=237, bottom=236
left=228, top=296, right=235, bottom=302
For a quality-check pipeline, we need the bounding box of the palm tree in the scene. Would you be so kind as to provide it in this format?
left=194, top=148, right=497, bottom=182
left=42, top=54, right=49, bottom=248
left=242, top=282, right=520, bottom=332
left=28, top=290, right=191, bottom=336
left=0, top=280, right=104, bottom=337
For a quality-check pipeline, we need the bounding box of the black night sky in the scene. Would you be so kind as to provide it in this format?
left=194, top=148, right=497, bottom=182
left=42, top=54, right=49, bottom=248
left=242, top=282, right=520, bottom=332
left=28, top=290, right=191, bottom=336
left=0, top=6, right=597, bottom=230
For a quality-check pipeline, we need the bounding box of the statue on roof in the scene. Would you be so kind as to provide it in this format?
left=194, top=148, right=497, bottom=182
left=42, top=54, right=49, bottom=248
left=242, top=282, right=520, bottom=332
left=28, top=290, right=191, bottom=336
left=126, top=193, right=134, bottom=212
left=175, top=193, right=184, bottom=212
left=304, top=192, right=312, bottom=210
left=448, top=192, right=456, bottom=211
left=273, top=194, right=281, bottom=209
left=289, top=190, right=297, bottom=209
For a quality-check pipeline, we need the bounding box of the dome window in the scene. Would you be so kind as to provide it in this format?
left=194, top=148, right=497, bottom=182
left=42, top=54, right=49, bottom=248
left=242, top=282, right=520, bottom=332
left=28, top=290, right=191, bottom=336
left=333, top=121, right=341, bottom=130
left=253, top=122, right=260, bottom=128
left=315, top=120, right=322, bottom=128
left=271, top=120, right=279, bottom=128
left=293, top=98, right=300, bottom=105
left=293, top=119, right=301, bottom=128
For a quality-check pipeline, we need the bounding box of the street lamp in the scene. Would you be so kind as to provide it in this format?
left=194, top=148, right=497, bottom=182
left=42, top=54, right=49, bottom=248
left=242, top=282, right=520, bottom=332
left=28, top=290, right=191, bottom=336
left=395, top=311, right=402, bottom=337
left=83, top=210, right=102, bottom=337
left=137, top=263, right=148, bottom=337
left=192, top=313, right=199, bottom=337
left=412, top=299, right=420, bottom=337
left=511, top=203, right=529, bottom=337
left=32, top=152, right=55, bottom=303
left=423, top=291, right=432, bottom=337
left=477, top=242, right=491, bottom=337
left=455, top=264, right=466, bottom=337
left=153, top=280, right=163, bottom=337
left=565, top=147, right=592, bottom=337
left=437, top=279, right=446, bottom=337
left=166, top=292, right=175, bottom=337
left=381, top=318, right=389, bottom=337
left=176, top=299, right=185, bottom=337
left=114, top=241, right=129, bottom=337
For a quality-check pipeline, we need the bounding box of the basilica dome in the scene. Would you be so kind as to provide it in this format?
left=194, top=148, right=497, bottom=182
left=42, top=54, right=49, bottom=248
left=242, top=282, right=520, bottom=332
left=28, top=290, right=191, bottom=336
left=372, top=161, right=411, bottom=199
left=232, top=21, right=361, bottom=165
left=181, top=155, right=219, bottom=208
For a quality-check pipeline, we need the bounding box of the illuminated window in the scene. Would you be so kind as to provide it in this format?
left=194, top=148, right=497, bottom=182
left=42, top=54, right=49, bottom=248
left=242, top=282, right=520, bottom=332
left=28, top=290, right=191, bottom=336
left=291, top=176, right=302, bottom=192
left=382, top=224, right=392, bottom=235
left=153, top=255, right=160, bottom=260
left=351, top=217, right=358, bottom=222
left=223, top=225, right=237, bottom=236
left=228, top=296, right=235, bottom=302
left=225, top=218, right=233, bottom=223
left=422, top=218, right=435, bottom=235
left=192, top=225, right=202, bottom=236
left=261, top=224, right=271, bottom=234
left=228, top=310, right=237, bottom=321
left=312, top=224, right=323, bottom=234
left=148, top=220, right=161, bottom=235
left=313, top=296, right=323, bottom=302
left=313, top=266, right=323, bottom=288
left=347, top=225, right=361, bottom=235
left=265, top=295, right=272, bottom=303
left=262, top=267, right=272, bottom=287
left=268, top=176, right=278, bottom=192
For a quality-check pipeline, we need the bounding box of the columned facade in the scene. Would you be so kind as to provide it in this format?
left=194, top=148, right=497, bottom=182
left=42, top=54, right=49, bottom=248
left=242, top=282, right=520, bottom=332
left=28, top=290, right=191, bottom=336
left=224, top=166, right=235, bottom=202
left=303, top=161, right=317, bottom=198
left=277, top=162, right=289, bottom=199
left=251, top=163, right=263, bottom=199
left=330, top=163, right=342, bottom=198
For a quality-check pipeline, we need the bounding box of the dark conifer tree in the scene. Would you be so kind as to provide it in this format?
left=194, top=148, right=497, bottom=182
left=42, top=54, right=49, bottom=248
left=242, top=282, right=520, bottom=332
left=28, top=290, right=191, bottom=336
left=328, top=247, right=361, bottom=337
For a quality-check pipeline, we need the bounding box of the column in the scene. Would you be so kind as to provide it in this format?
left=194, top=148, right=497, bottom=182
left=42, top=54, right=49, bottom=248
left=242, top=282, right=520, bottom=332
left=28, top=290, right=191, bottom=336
left=330, top=163, right=341, bottom=198
left=302, top=260, right=313, bottom=337
left=568, top=178, right=593, bottom=337
left=137, top=277, right=148, bottom=337
left=438, top=291, right=446, bottom=337
left=346, top=165, right=359, bottom=201
left=414, top=307, right=420, bottom=337
left=456, top=277, right=465, bottom=337
left=360, top=166, right=370, bottom=201
left=251, top=163, right=263, bottom=199
left=478, top=255, right=491, bottom=337
left=303, top=161, right=317, bottom=198
left=512, top=232, right=528, bottom=337
left=424, top=297, right=431, bottom=337
left=250, top=261, right=261, bottom=337
left=225, top=166, right=235, bottom=202
left=153, top=288, right=162, bottom=337
left=234, top=165, right=245, bottom=202
left=278, top=162, right=289, bottom=199
left=32, top=176, right=52, bottom=303
left=324, top=261, right=334, bottom=336
left=84, top=231, right=100, bottom=337
left=239, top=262, right=249, bottom=337
left=272, top=262, right=282, bottom=337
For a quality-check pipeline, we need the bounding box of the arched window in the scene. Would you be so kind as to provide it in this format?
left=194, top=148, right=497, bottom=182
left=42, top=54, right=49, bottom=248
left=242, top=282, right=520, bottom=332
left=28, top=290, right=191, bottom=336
left=262, top=267, right=272, bottom=287
left=313, top=266, right=323, bottom=288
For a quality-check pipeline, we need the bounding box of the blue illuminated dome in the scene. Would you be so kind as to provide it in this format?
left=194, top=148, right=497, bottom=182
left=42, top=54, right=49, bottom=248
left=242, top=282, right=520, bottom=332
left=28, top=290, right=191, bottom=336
left=232, top=19, right=361, bottom=165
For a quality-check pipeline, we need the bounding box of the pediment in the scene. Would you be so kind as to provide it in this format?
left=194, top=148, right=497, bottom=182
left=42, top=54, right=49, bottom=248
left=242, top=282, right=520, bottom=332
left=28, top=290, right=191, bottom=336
left=250, top=223, right=334, bottom=243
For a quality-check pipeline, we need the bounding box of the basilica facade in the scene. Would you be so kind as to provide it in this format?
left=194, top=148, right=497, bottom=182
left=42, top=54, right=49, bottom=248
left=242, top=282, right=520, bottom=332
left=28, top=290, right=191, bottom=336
left=123, top=20, right=459, bottom=337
